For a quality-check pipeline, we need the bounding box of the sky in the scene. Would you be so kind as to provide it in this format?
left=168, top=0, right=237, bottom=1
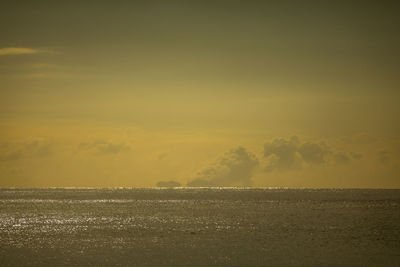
left=0, top=0, right=399, bottom=188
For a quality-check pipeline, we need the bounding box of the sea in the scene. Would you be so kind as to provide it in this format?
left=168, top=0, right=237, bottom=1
left=0, top=188, right=399, bottom=266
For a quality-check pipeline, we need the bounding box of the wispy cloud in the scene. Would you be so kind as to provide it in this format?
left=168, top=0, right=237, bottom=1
left=0, top=140, right=53, bottom=162
left=0, top=47, right=50, bottom=56
left=77, top=140, right=130, bottom=155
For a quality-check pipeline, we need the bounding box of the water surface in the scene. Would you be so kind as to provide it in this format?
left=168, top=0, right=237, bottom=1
left=1, top=188, right=399, bottom=266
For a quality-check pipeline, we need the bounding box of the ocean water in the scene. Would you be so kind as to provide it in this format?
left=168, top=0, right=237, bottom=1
left=0, top=188, right=399, bottom=266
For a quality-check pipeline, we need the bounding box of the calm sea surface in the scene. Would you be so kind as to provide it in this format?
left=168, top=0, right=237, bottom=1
left=0, top=188, right=399, bottom=266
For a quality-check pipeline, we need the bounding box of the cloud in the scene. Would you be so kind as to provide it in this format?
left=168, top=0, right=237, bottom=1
left=0, top=150, right=22, bottom=162
left=341, top=133, right=378, bottom=145
left=334, top=152, right=351, bottom=164
left=187, top=146, right=258, bottom=187
left=156, top=181, right=181, bottom=187
left=0, top=141, right=52, bottom=162
left=97, top=143, right=129, bottom=154
left=0, top=47, right=47, bottom=56
left=77, top=140, right=130, bottom=155
left=263, top=136, right=301, bottom=171
left=298, top=142, right=329, bottom=164
left=263, top=136, right=331, bottom=171
left=351, top=152, right=363, bottom=160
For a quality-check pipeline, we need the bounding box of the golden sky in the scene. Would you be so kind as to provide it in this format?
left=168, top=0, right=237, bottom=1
left=0, top=1, right=399, bottom=188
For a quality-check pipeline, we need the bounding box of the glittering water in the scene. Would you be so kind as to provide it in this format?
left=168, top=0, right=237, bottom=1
left=0, top=188, right=399, bottom=266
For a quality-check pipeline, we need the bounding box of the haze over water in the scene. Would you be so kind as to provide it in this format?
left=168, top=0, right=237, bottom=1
left=1, top=188, right=399, bottom=266
left=1, top=1, right=400, bottom=189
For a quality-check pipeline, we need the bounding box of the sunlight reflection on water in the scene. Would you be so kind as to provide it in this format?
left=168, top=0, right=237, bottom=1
left=0, top=188, right=399, bottom=266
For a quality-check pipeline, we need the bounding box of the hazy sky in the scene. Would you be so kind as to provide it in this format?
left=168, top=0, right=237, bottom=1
left=1, top=1, right=399, bottom=187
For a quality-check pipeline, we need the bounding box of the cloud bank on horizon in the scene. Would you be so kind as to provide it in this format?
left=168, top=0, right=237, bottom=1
left=0, top=131, right=399, bottom=188
left=149, top=134, right=398, bottom=188
left=187, top=147, right=258, bottom=187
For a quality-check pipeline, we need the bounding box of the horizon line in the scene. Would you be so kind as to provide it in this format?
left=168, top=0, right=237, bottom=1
left=0, top=186, right=399, bottom=190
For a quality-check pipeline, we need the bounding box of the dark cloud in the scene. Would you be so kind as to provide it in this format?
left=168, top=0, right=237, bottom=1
left=0, top=150, right=22, bottom=162
left=78, top=140, right=107, bottom=150
left=264, top=136, right=300, bottom=171
left=156, top=181, right=181, bottom=187
left=298, top=142, right=329, bottom=164
left=78, top=140, right=130, bottom=155
left=264, top=136, right=330, bottom=171
left=334, top=152, right=351, bottom=164
left=24, top=141, right=52, bottom=157
left=0, top=141, right=52, bottom=162
left=97, top=143, right=129, bottom=154
left=187, top=146, right=258, bottom=187
left=351, top=152, right=363, bottom=160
